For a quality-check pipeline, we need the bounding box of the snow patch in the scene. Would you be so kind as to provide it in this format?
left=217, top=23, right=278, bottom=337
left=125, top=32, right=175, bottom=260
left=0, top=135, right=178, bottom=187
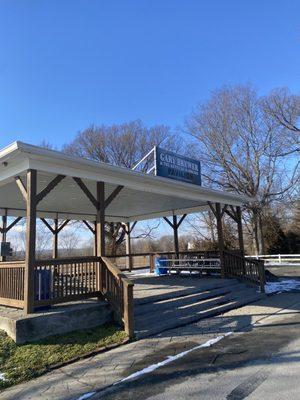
left=117, top=332, right=232, bottom=384
left=265, top=279, right=300, bottom=294
left=75, top=333, right=232, bottom=398
left=0, top=373, right=6, bottom=381
left=129, top=269, right=157, bottom=277
left=76, top=392, right=96, bottom=400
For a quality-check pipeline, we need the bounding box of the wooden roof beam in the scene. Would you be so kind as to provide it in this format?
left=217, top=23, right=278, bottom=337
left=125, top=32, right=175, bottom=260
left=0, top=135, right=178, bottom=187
left=73, top=177, right=98, bottom=209
left=36, top=175, right=65, bottom=204
left=15, top=176, right=27, bottom=201
left=105, top=185, right=124, bottom=209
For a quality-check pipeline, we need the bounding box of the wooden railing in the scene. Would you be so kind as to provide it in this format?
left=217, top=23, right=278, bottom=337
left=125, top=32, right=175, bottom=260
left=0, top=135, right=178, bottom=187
left=34, top=256, right=100, bottom=306
left=108, top=254, right=150, bottom=270
left=108, top=250, right=221, bottom=272
left=34, top=256, right=134, bottom=336
left=109, top=249, right=265, bottom=292
left=0, top=257, right=134, bottom=336
left=101, top=257, right=134, bottom=338
left=223, top=251, right=265, bottom=292
left=0, top=261, right=25, bottom=308
left=148, top=250, right=221, bottom=273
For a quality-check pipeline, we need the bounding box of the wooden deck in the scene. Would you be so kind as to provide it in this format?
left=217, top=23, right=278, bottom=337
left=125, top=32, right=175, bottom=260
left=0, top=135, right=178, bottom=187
left=0, top=250, right=264, bottom=340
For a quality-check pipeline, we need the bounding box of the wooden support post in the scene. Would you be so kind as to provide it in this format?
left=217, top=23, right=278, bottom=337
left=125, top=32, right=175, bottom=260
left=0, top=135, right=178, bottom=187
left=41, top=218, right=70, bottom=259
left=96, top=182, right=105, bottom=292
left=24, top=169, right=37, bottom=314
left=215, top=203, right=225, bottom=278
left=74, top=178, right=123, bottom=286
left=1, top=213, right=7, bottom=262
left=173, top=215, right=179, bottom=258
left=125, top=222, right=133, bottom=271
left=123, top=280, right=134, bottom=338
left=53, top=218, right=58, bottom=259
left=164, top=214, right=187, bottom=259
left=236, top=206, right=245, bottom=255
left=96, top=182, right=105, bottom=257
left=149, top=253, right=155, bottom=273
left=93, top=221, right=97, bottom=256
left=259, top=261, right=265, bottom=293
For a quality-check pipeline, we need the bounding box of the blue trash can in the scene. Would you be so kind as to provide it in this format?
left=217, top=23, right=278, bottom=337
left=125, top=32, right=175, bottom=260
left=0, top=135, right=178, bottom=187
left=35, top=269, right=52, bottom=300
left=155, top=257, right=169, bottom=275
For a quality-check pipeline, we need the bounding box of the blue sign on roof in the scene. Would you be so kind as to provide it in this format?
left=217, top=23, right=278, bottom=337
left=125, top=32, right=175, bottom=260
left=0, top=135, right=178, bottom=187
left=155, top=147, right=201, bottom=186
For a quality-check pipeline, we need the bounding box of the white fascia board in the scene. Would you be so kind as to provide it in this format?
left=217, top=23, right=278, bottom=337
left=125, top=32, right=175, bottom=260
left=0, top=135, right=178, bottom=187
left=0, top=141, right=20, bottom=160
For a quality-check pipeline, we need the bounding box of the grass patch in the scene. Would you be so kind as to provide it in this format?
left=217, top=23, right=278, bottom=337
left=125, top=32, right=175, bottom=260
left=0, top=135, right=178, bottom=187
left=0, top=324, right=127, bottom=390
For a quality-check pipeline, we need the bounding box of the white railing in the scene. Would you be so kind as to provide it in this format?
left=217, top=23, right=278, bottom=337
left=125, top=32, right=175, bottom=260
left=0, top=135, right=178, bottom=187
left=248, top=254, right=300, bottom=265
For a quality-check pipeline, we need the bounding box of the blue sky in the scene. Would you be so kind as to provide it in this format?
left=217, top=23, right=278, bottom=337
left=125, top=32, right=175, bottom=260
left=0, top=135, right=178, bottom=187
left=0, top=0, right=299, bottom=149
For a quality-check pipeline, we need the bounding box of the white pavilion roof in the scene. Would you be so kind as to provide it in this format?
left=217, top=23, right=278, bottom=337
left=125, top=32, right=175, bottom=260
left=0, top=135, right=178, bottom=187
left=0, top=142, right=252, bottom=222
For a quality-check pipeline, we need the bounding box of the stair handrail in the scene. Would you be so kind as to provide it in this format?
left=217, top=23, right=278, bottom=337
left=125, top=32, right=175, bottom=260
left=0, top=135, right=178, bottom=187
left=223, top=250, right=265, bottom=292
left=101, top=257, right=134, bottom=338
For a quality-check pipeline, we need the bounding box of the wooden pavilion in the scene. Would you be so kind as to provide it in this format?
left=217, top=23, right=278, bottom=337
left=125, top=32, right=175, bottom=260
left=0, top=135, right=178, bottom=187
left=0, top=142, right=265, bottom=338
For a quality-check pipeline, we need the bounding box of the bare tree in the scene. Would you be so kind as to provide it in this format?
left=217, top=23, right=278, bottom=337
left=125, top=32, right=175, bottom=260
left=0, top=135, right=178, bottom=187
left=185, top=211, right=216, bottom=243
left=262, top=88, right=300, bottom=156
left=186, top=211, right=238, bottom=251
left=63, top=120, right=183, bottom=255
left=36, top=222, right=52, bottom=255
left=186, top=85, right=299, bottom=254
left=8, top=219, right=53, bottom=259
left=63, top=120, right=182, bottom=168
left=59, top=229, right=80, bottom=256
left=106, top=222, right=125, bottom=255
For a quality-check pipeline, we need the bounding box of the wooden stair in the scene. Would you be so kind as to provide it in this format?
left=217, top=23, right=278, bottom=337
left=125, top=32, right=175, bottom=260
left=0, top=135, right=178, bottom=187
left=134, top=280, right=264, bottom=339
